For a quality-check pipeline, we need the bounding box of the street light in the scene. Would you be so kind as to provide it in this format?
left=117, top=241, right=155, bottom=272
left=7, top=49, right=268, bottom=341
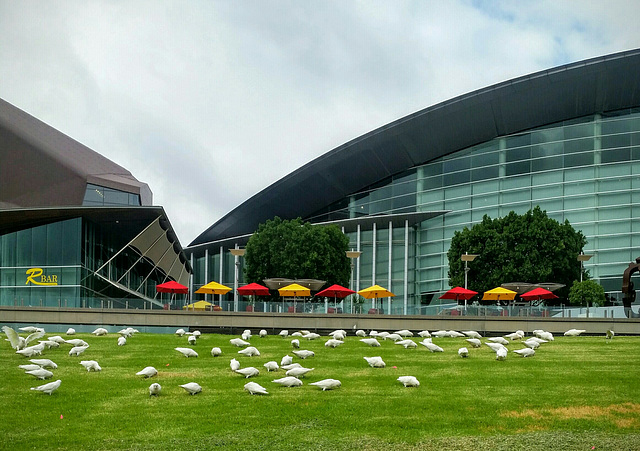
left=461, top=253, right=478, bottom=312
left=577, top=253, right=593, bottom=283
left=229, top=248, right=246, bottom=312
left=346, top=250, right=362, bottom=313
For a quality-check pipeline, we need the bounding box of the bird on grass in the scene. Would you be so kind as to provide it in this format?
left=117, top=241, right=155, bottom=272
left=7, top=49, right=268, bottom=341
left=465, top=338, right=481, bottom=348
left=535, top=330, right=554, bottom=341
left=303, top=333, right=321, bottom=340
left=38, top=340, right=60, bottom=349
left=285, top=367, right=314, bottom=378
left=136, top=366, right=158, bottom=378
left=211, top=347, right=222, bottom=357
left=230, top=358, right=240, bottom=371
left=496, top=347, right=507, bottom=361
left=485, top=342, right=507, bottom=353
left=504, top=330, right=525, bottom=340
left=3, top=326, right=45, bottom=350
left=420, top=341, right=443, bottom=353
left=175, top=347, right=198, bottom=358
left=397, top=376, right=420, bottom=387
left=263, top=361, right=279, bottom=372
left=325, top=339, right=344, bottom=348
left=187, top=335, right=197, bottom=345
left=244, top=381, right=269, bottom=395
left=360, top=338, right=381, bottom=347
left=175, top=328, right=186, bottom=336
left=522, top=338, right=541, bottom=350
left=417, top=330, right=431, bottom=338
left=396, top=339, right=417, bottom=349
left=385, top=333, right=403, bottom=342
left=180, top=382, right=202, bottom=395
left=458, top=347, right=469, bottom=358
left=355, top=329, right=366, bottom=337
left=79, top=360, right=102, bottom=372
left=92, top=328, right=108, bottom=336
left=513, top=348, right=535, bottom=357
left=363, top=356, right=386, bottom=368
left=66, top=338, right=89, bottom=347
left=395, top=329, right=413, bottom=337
left=68, top=345, right=89, bottom=357
left=118, top=337, right=126, bottom=346
left=230, top=338, right=250, bottom=347
left=19, top=326, right=42, bottom=334
left=292, top=350, right=314, bottom=359
left=66, top=328, right=76, bottom=335
left=310, top=379, right=341, bottom=391
left=279, top=330, right=289, bottom=338
left=564, top=329, right=586, bottom=336
left=281, top=363, right=302, bottom=370
left=31, top=379, right=61, bottom=395
left=462, top=331, right=482, bottom=339
left=235, top=367, right=260, bottom=378
left=291, top=339, right=300, bottom=349
left=19, top=364, right=42, bottom=372
left=488, top=337, right=510, bottom=346
left=606, top=330, right=615, bottom=340
left=26, top=368, right=53, bottom=380
left=149, top=383, right=161, bottom=396
left=259, top=329, right=268, bottom=338
left=242, top=330, right=252, bottom=341
left=47, top=336, right=66, bottom=344
left=281, top=355, right=293, bottom=366
left=272, top=376, right=303, bottom=387
left=238, top=346, right=260, bottom=357
left=29, top=359, right=57, bottom=369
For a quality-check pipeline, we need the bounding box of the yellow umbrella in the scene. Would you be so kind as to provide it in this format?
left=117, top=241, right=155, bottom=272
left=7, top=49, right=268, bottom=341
left=482, top=287, right=517, bottom=301
left=278, top=283, right=311, bottom=313
left=195, top=281, right=231, bottom=308
left=358, top=285, right=395, bottom=311
left=182, top=300, right=213, bottom=311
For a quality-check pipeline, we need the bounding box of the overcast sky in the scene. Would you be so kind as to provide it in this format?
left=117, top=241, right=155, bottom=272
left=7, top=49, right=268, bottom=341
left=1, top=1, right=639, bottom=245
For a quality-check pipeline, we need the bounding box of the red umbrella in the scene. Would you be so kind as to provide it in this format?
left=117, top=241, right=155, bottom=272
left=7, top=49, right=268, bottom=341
left=520, top=287, right=558, bottom=302
left=156, top=281, right=188, bottom=294
left=316, top=284, right=356, bottom=313
left=237, top=283, right=270, bottom=296
left=439, top=286, right=478, bottom=312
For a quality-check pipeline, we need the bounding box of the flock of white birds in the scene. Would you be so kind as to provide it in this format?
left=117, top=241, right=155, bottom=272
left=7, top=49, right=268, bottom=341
left=3, top=324, right=614, bottom=397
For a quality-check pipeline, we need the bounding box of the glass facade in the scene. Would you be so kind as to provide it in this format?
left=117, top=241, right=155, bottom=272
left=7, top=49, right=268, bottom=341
left=83, top=184, right=141, bottom=207
left=305, top=108, right=640, bottom=311
left=0, top=217, right=171, bottom=308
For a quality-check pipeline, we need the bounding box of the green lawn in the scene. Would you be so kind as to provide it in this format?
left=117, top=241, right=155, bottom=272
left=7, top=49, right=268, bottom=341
left=2, top=328, right=640, bottom=450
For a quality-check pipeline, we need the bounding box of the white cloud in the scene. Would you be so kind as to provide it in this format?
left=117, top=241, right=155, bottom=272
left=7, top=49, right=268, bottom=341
left=1, top=0, right=639, bottom=244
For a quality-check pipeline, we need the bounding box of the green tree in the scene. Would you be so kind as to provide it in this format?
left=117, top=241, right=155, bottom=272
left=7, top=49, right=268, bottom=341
left=447, top=206, right=588, bottom=302
left=568, top=280, right=605, bottom=307
left=244, top=217, right=351, bottom=289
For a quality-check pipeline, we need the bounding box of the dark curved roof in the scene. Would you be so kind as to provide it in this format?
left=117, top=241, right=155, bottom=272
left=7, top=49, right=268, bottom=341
left=0, top=98, right=152, bottom=209
left=190, top=48, right=640, bottom=247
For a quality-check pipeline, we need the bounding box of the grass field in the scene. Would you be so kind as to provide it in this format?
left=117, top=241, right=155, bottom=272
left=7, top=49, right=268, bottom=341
left=2, top=327, right=640, bottom=450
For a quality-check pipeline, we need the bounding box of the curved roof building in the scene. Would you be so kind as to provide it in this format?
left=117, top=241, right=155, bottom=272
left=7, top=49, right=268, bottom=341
left=187, top=49, right=640, bottom=314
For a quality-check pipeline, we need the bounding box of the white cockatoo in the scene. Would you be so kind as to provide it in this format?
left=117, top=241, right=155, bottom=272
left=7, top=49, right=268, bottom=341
left=149, top=383, right=161, bottom=396
left=325, top=339, right=344, bottom=348
left=187, top=335, right=197, bottom=345
left=79, top=360, right=102, bottom=372
left=230, top=358, right=240, bottom=371
left=175, top=347, right=198, bottom=358
left=496, top=347, right=508, bottom=361
left=360, top=338, right=381, bottom=347
left=117, top=337, right=126, bottom=346
left=272, top=376, right=303, bottom=387
left=290, top=332, right=303, bottom=337
left=66, top=328, right=76, bottom=335
left=420, top=340, right=443, bottom=352
left=505, top=330, right=525, bottom=340
left=303, top=333, right=321, bottom=340
left=230, top=338, right=250, bottom=347
left=238, top=346, right=260, bottom=357
left=431, top=330, right=450, bottom=338
left=280, top=355, right=293, bottom=366
left=244, top=381, right=269, bottom=395
left=465, top=338, right=482, bottom=348
left=68, top=345, right=89, bottom=356
left=363, top=356, right=386, bottom=368
left=20, top=364, right=42, bottom=372
left=397, top=376, right=420, bottom=387
left=29, top=359, right=57, bottom=369
left=396, top=339, right=417, bottom=349
left=369, top=330, right=379, bottom=337
left=395, top=329, right=414, bottom=337
left=66, top=339, right=89, bottom=347
left=458, top=347, right=469, bottom=358
left=462, top=330, right=482, bottom=339
left=448, top=330, right=466, bottom=338
left=263, top=361, right=279, bottom=372
left=285, top=367, right=314, bottom=378
left=281, top=363, right=301, bottom=370
left=241, top=330, right=252, bottom=341
left=47, top=335, right=66, bottom=344
left=259, top=329, right=268, bottom=338
left=513, top=348, right=535, bottom=357
left=211, top=347, right=222, bottom=357
left=235, top=367, right=259, bottom=378
left=279, top=330, right=289, bottom=338
left=535, top=331, right=554, bottom=341
left=564, top=329, right=586, bottom=336
left=292, top=350, right=314, bottom=359
left=19, top=326, right=41, bottom=334
left=31, top=379, right=61, bottom=395
left=192, top=330, right=201, bottom=338
left=38, top=340, right=60, bottom=349
left=291, top=339, right=300, bottom=349
left=92, top=328, right=109, bottom=336
left=179, top=382, right=202, bottom=395
left=488, top=337, right=510, bottom=346
left=26, top=368, right=54, bottom=380
left=3, top=326, right=45, bottom=350
left=330, top=331, right=346, bottom=341
left=175, top=328, right=186, bottom=337
left=310, top=379, right=341, bottom=391
left=355, top=329, right=366, bottom=337
left=136, top=366, right=158, bottom=378
left=523, top=338, right=541, bottom=349
left=417, top=330, right=431, bottom=338
left=385, top=333, right=403, bottom=342
left=485, top=342, right=507, bottom=353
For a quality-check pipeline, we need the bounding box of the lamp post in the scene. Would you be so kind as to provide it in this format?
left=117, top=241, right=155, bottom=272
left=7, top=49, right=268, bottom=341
left=578, top=253, right=593, bottom=317
left=229, top=247, right=246, bottom=312
left=346, top=250, right=362, bottom=313
left=461, top=253, right=478, bottom=312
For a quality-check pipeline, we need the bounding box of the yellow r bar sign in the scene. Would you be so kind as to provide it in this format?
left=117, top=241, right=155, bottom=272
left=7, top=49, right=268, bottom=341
left=25, top=268, right=58, bottom=286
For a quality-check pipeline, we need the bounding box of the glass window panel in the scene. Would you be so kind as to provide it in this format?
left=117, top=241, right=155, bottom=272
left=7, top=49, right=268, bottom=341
left=422, top=162, right=443, bottom=177
left=601, top=147, right=631, bottom=163
left=532, top=170, right=563, bottom=185
left=599, top=164, right=631, bottom=178
left=566, top=151, right=593, bottom=167
left=532, top=127, right=563, bottom=144
left=443, top=170, right=470, bottom=186
left=443, top=157, right=470, bottom=172
left=104, top=188, right=129, bottom=205
left=598, top=250, right=630, bottom=264
left=472, top=193, right=499, bottom=208
left=505, top=134, right=531, bottom=157
left=505, top=160, right=530, bottom=176
left=1, top=233, right=17, bottom=266
left=47, top=221, right=63, bottom=266
left=16, top=229, right=32, bottom=266
left=598, top=191, right=631, bottom=206
left=472, top=207, right=499, bottom=222
left=502, top=175, right=531, bottom=190
left=532, top=155, right=562, bottom=172
left=538, top=199, right=563, bottom=213
left=445, top=184, right=471, bottom=199
left=566, top=209, right=596, bottom=223
left=471, top=151, right=500, bottom=167
left=62, top=219, right=81, bottom=265
left=601, top=117, right=631, bottom=135
left=83, top=184, right=105, bottom=205
left=565, top=180, right=595, bottom=195
left=564, top=137, right=594, bottom=154
left=599, top=177, right=631, bottom=192
left=472, top=180, right=499, bottom=195
left=421, top=176, right=443, bottom=190
left=471, top=165, right=499, bottom=182
left=533, top=185, right=562, bottom=200
left=598, top=206, right=631, bottom=221
left=564, top=123, right=594, bottom=140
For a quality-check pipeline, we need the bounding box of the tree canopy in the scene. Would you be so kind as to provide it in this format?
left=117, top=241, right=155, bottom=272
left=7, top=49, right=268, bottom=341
left=447, top=207, right=588, bottom=301
left=568, top=280, right=605, bottom=307
left=244, top=217, right=351, bottom=289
